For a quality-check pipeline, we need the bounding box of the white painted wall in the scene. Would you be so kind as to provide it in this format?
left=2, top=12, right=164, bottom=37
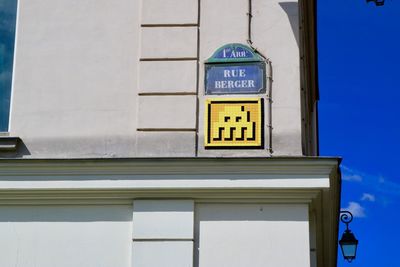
left=9, top=0, right=303, bottom=157
left=0, top=205, right=132, bottom=267
left=132, top=200, right=194, bottom=239
left=195, top=204, right=310, bottom=267
left=10, top=0, right=141, bottom=157
left=132, top=200, right=194, bottom=267
left=0, top=202, right=314, bottom=267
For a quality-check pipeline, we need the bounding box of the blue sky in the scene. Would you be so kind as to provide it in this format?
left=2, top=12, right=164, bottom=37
left=318, top=0, right=400, bottom=266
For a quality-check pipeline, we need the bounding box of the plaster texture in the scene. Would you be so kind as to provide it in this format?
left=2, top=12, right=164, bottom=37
left=195, top=204, right=310, bottom=267
left=132, top=241, right=193, bottom=267
left=132, top=200, right=194, bottom=267
left=253, top=0, right=302, bottom=155
left=136, top=131, right=195, bottom=157
left=133, top=200, right=194, bottom=239
left=141, top=0, right=198, bottom=24
left=9, top=0, right=306, bottom=157
left=139, top=61, right=197, bottom=93
left=137, top=95, right=197, bottom=129
left=0, top=205, right=132, bottom=267
left=10, top=0, right=140, bottom=157
left=140, top=27, right=198, bottom=59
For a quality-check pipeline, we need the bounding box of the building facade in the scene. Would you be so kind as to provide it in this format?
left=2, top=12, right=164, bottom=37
left=0, top=0, right=340, bottom=267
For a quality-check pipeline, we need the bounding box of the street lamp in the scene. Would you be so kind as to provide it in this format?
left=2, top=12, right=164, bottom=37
left=339, top=211, right=359, bottom=263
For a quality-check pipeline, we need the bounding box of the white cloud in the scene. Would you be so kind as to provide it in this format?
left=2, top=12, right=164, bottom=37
left=342, top=202, right=366, bottom=218
left=361, top=193, right=375, bottom=202
left=341, top=165, right=362, bottom=182
left=340, top=165, right=400, bottom=205
left=342, top=174, right=363, bottom=182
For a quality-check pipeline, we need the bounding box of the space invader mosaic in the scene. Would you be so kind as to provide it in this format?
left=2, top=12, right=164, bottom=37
left=205, top=98, right=264, bottom=148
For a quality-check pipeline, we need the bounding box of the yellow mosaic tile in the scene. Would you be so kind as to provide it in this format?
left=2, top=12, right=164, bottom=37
left=205, top=98, right=264, bottom=148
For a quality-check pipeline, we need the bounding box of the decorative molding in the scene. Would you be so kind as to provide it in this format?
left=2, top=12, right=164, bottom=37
left=138, top=92, right=197, bottom=96
left=136, top=128, right=196, bottom=132
left=0, top=156, right=340, bottom=267
left=140, top=58, right=198, bottom=62
left=0, top=157, right=339, bottom=206
left=141, top=24, right=198, bottom=28
left=132, top=238, right=194, bottom=242
left=0, top=188, right=320, bottom=201
left=0, top=157, right=340, bottom=176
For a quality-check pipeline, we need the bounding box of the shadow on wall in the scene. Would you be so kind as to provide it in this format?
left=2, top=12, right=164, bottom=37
left=0, top=138, right=31, bottom=158
left=279, top=2, right=299, bottom=48
left=15, top=139, right=31, bottom=157
left=196, top=204, right=308, bottom=222
left=0, top=206, right=133, bottom=222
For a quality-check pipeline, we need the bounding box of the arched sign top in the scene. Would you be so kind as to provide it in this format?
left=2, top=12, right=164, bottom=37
left=206, top=43, right=264, bottom=63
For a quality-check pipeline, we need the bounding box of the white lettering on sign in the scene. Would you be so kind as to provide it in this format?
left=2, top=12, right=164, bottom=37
left=222, top=49, right=247, bottom=58
left=215, top=80, right=255, bottom=89
left=223, top=69, right=246, bottom=78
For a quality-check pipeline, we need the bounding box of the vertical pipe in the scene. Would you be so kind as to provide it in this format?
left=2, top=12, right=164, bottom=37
left=247, top=0, right=273, bottom=154
left=267, top=62, right=273, bottom=154
left=246, top=0, right=266, bottom=60
left=247, top=0, right=253, bottom=45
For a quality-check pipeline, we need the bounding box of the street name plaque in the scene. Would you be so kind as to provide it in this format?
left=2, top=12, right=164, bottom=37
left=205, top=43, right=266, bottom=95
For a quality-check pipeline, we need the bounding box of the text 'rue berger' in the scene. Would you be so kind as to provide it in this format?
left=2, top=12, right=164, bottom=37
left=214, top=69, right=256, bottom=89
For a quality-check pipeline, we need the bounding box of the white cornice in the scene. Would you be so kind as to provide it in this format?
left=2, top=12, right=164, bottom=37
left=0, top=156, right=340, bottom=267
left=0, top=157, right=340, bottom=206
left=0, top=157, right=339, bottom=193
left=0, top=157, right=340, bottom=176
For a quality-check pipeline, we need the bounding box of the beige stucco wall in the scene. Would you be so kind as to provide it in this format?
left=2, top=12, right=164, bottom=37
left=10, top=0, right=141, bottom=157
left=0, top=201, right=311, bottom=267
left=9, top=0, right=302, bottom=158
left=0, top=157, right=341, bottom=267
left=0, top=205, right=133, bottom=267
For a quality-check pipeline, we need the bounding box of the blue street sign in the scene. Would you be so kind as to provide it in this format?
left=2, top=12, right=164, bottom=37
left=213, top=45, right=253, bottom=60
left=206, top=43, right=264, bottom=63
left=205, top=62, right=266, bottom=94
